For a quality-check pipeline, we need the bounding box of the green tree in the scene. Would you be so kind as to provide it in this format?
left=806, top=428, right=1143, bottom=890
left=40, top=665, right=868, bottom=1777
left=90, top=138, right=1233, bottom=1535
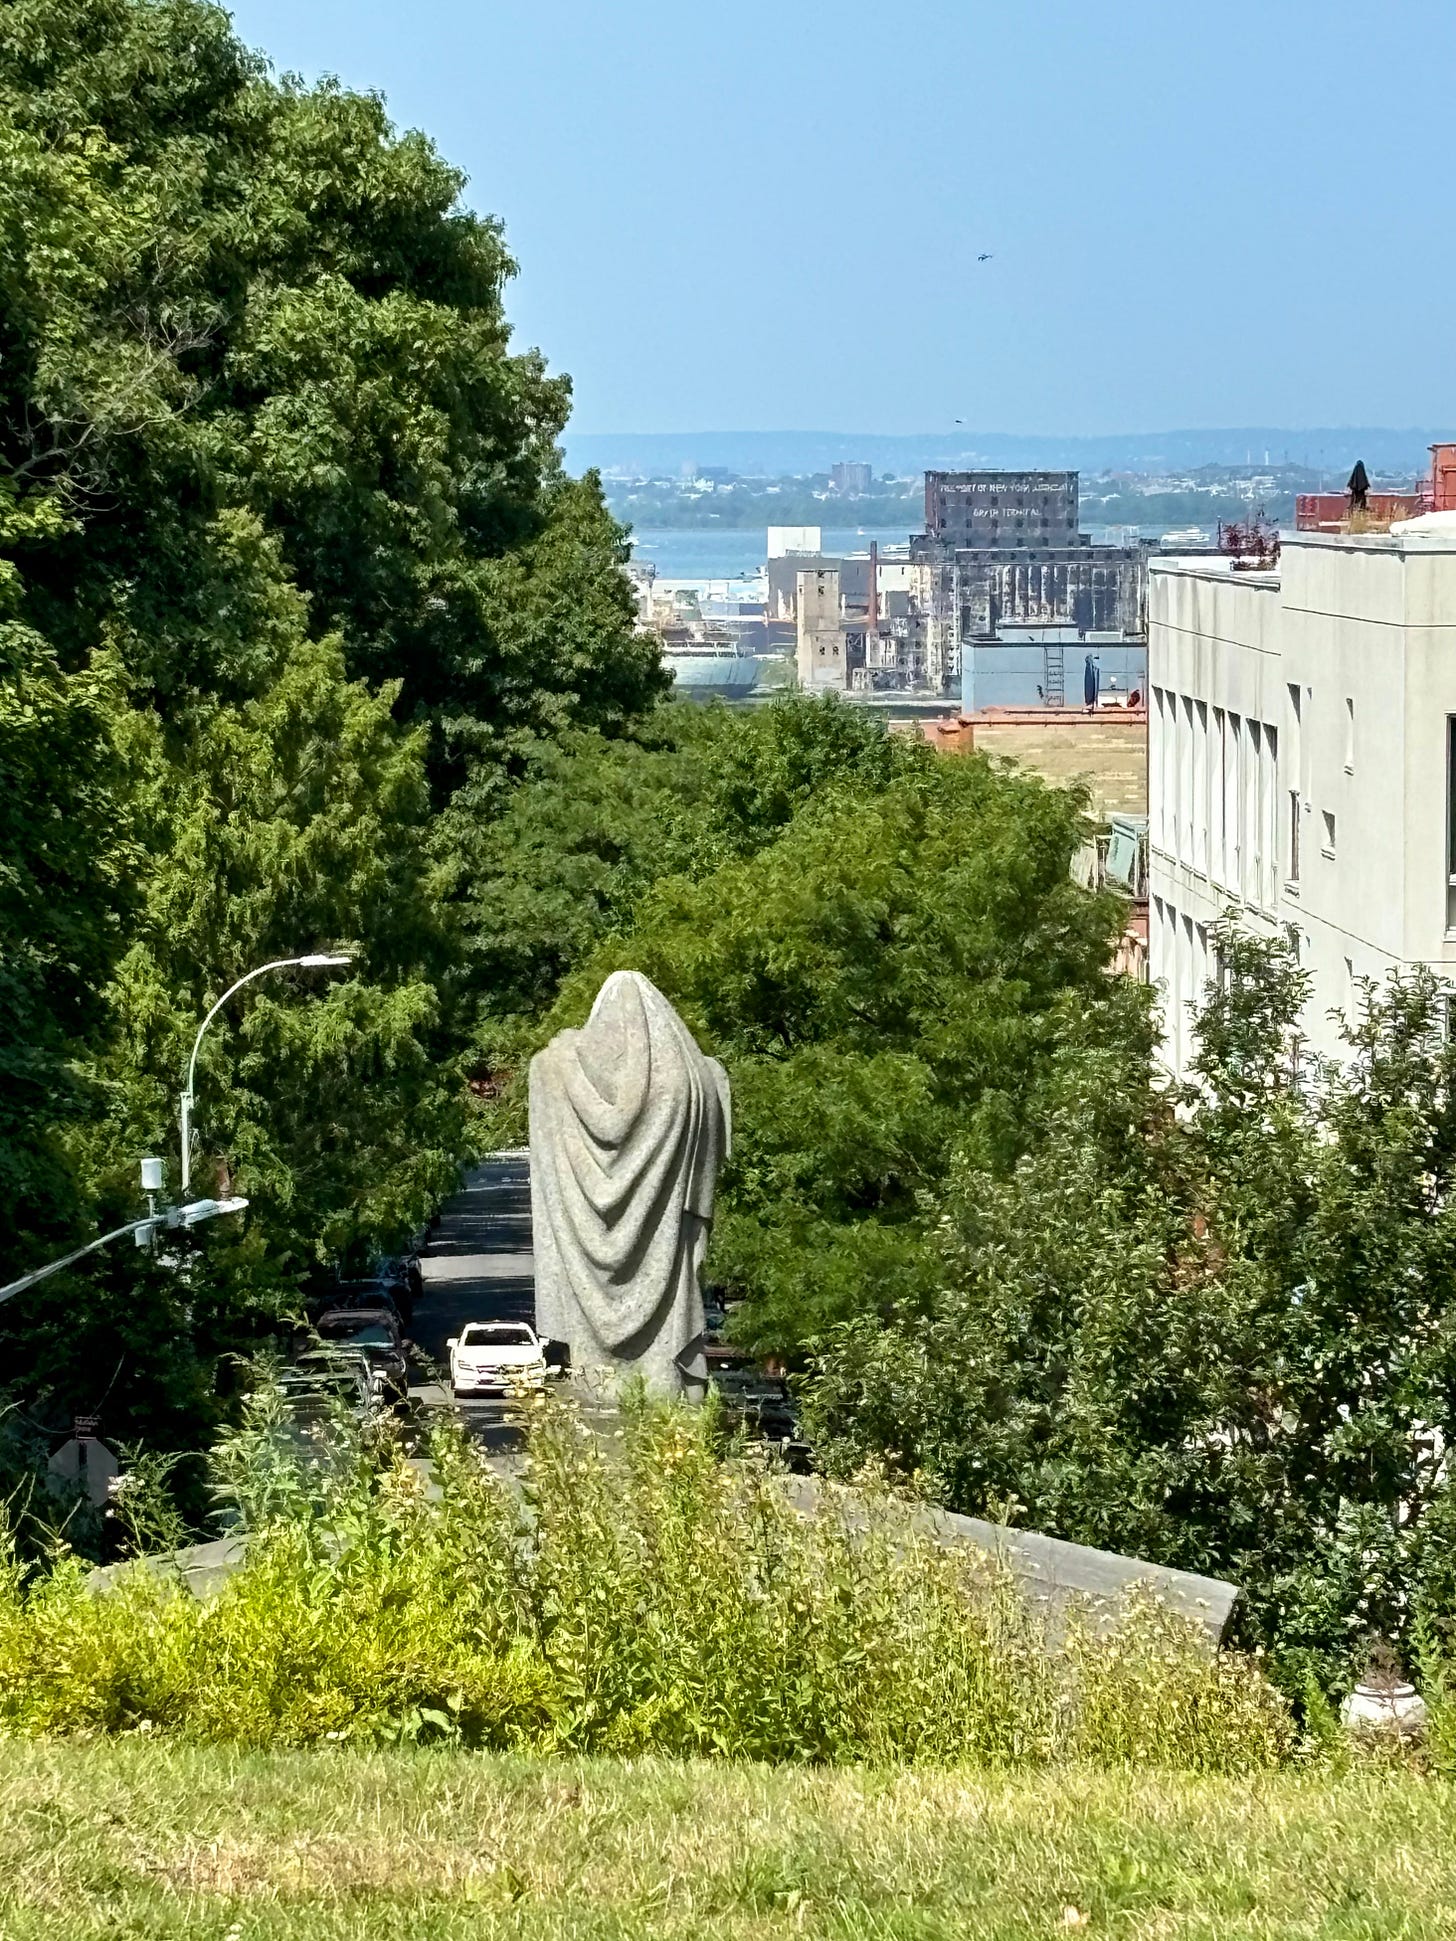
left=806, top=931, right=1456, bottom=1682
left=538, top=749, right=1127, bottom=1356
left=0, top=607, right=130, bottom=1258
left=0, top=0, right=662, bottom=1483
left=0, top=0, right=661, bottom=789
left=457, top=692, right=930, bottom=1033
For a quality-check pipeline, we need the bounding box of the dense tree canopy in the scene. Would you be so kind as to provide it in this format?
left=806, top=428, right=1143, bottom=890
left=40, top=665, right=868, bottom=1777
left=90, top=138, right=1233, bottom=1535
left=0, top=0, right=660, bottom=1468
left=0, top=0, right=659, bottom=776
left=527, top=746, right=1129, bottom=1356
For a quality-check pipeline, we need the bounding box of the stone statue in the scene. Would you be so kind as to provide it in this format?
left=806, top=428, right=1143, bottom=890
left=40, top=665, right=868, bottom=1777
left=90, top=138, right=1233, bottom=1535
left=529, top=971, right=730, bottom=1397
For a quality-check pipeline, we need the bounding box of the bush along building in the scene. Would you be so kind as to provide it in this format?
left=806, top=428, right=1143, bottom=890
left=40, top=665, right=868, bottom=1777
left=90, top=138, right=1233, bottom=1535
left=1148, top=443, right=1456, bottom=1076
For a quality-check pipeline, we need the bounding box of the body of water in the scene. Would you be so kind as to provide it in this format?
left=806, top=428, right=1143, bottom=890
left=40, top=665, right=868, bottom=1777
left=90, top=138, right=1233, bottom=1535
left=629, top=527, right=915, bottom=584
left=627, top=524, right=1205, bottom=587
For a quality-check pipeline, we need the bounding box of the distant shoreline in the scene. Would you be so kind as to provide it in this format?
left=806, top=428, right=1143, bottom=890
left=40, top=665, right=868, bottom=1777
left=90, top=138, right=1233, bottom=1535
left=571, top=425, right=1450, bottom=480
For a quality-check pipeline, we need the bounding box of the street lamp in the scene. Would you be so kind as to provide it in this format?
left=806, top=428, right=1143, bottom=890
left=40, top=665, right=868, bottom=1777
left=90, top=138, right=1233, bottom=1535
left=180, top=953, right=353, bottom=1194
left=0, top=1193, right=250, bottom=1306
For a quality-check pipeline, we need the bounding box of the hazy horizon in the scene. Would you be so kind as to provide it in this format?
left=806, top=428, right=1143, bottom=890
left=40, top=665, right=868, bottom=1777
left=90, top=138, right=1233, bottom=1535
left=563, top=426, right=1453, bottom=479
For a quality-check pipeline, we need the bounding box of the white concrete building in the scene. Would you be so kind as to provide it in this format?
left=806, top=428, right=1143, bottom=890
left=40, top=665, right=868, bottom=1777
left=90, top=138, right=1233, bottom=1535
left=1148, top=526, right=1456, bottom=1075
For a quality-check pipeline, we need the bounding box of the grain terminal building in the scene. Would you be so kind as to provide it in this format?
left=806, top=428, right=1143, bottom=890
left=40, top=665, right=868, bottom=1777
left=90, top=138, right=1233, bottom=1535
left=910, top=470, right=1149, bottom=696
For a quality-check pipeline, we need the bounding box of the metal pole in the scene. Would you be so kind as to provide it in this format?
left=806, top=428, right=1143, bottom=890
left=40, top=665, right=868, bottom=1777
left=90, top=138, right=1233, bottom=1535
left=180, top=954, right=350, bottom=1194
left=0, top=1218, right=159, bottom=1305
left=0, top=1197, right=250, bottom=1305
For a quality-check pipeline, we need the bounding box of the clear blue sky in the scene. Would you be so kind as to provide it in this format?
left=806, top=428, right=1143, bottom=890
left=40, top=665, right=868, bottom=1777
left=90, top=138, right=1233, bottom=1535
left=225, top=0, right=1455, bottom=436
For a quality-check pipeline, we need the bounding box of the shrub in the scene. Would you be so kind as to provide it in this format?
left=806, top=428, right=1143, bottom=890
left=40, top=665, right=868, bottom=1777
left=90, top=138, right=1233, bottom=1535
left=0, top=1388, right=1289, bottom=1770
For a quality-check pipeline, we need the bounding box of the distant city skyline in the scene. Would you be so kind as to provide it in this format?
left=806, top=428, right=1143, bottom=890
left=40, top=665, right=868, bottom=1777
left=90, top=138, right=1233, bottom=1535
left=566, top=428, right=1454, bottom=483
left=226, top=0, right=1456, bottom=438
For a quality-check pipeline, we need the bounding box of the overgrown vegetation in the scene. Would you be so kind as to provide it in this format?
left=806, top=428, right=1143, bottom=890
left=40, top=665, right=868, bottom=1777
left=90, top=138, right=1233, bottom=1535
left=6, top=0, right=1456, bottom=1743
left=524, top=751, right=1130, bottom=1356
left=0, top=1389, right=1286, bottom=1770
left=806, top=931, right=1456, bottom=1694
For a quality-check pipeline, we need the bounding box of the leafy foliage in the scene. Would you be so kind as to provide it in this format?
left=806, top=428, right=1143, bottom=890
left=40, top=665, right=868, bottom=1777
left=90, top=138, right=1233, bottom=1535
left=0, top=1389, right=1289, bottom=1770
left=0, top=0, right=657, bottom=1469
left=456, top=694, right=923, bottom=1035
left=527, top=748, right=1129, bottom=1355
left=807, top=931, right=1456, bottom=1684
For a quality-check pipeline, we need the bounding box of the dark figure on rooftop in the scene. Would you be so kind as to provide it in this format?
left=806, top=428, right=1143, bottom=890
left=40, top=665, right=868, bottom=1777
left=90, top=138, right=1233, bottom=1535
left=1348, top=460, right=1370, bottom=513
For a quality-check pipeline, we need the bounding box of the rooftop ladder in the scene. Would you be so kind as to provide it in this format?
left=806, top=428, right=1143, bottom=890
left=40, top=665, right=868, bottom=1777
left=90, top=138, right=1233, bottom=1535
left=1043, top=640, right=1065, bottom=707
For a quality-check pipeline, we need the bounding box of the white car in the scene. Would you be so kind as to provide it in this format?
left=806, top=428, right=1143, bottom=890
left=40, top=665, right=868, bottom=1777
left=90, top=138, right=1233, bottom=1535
left=447, top=1321, right=549, bottom=1398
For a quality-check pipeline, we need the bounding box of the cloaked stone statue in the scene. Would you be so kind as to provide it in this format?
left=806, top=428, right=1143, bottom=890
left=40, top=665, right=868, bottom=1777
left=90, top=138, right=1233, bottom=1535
left=529, top=971, right=730, bottom=1397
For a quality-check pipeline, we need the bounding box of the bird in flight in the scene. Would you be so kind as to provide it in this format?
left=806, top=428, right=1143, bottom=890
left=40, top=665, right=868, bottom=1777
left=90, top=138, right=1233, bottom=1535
left=977, top=252, right=993, bottom=262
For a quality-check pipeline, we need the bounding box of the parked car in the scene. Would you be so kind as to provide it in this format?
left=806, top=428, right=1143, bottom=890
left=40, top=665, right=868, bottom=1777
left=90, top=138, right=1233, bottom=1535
left=308, top=1279, right=403, bottom=1331
left=448, top=1321, right=549, bottom=1398
left=312, top=1309, right=410, bottom=1402
left=710, top=1363, right=812, bottom=1471
left=368, top=1251, right=423, bottom=1312
left=277, top=1350, right=376, bottom=1419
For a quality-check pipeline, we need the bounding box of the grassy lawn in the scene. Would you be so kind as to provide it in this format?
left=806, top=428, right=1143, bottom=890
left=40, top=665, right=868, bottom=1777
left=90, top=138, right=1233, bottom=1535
left=0, top=1743, right=1453, bottom=1939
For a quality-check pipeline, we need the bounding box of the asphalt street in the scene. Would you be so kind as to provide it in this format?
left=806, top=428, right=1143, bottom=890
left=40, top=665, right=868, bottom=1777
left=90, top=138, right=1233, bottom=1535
left=407, top=1151, right=535, bottom=1460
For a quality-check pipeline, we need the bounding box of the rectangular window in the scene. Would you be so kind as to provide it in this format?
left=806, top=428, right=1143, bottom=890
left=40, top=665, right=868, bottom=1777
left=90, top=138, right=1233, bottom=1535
left=1242, top=719, right=1260, bottom=902
left=1322, top=809, right=1336, bottom=856
left=1194, top=699, right=1209, bottom=874
left=1288, top=790, right=1301, bottom=883
left=1212, top=706, right=1227, bottom=887
left=1263, top=723, right=1279, bottom=910
left=1152, top=688, right=1168, bottom=852
left=1345, top=696, right=1355, bottom=773
left=1229, top=712, right=1243, bottom=891
left=1344, top=956, right=1355, bottom=1019
left=1179, top=912, right=1195, bottom=1078
left=1179, top=695, right=1195, bottom=863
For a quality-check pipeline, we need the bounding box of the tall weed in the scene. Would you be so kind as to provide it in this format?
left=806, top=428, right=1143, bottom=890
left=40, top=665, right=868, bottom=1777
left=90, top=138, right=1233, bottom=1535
left=0, top=1387, right=1290, bottom=1769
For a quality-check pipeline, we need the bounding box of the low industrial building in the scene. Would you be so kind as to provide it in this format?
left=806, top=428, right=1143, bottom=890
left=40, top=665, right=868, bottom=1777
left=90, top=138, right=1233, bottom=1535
left=922, top=704, right=1147, bottom=822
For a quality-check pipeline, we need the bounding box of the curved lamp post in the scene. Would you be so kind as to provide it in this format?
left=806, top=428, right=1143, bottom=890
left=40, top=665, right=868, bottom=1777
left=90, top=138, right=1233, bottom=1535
left=180, top=953, right=352, bottom=1195
left=0, top=1196, right=250, bottom=1306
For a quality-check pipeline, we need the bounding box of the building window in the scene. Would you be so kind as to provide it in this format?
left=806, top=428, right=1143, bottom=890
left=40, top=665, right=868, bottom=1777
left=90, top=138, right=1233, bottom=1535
left=1263, top=723, right=1279, bottom=911
left=1322, top=810, right=1336, bottom=856
left=1194, top=699, right=1209, bottom=875
left=1345, top=696, right=1355, bottom=773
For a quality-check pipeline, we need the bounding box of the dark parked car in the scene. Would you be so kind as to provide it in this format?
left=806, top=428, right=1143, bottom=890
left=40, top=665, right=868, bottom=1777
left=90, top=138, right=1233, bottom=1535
left=312, top=1308, right=410, bottom=1401
left=709, top=1362, right=812, bottom=1470
left=278, top=1351, right=374, bottom=1419
left=274, top=1352, right=386, bottom=1466
left=369, top=1251, right=423, bottom=1310
left=307, top=1278, right=404, bottom=1331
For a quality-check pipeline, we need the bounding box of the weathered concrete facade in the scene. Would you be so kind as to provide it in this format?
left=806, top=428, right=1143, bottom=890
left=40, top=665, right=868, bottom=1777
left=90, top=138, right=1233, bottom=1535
left=795, top=564, right=845, bottom=690
left=912, top=540, right=1148, bottom=691
left=910, top=472, right=1149, bottom=694
left=923, top=469, right=1079, bottom=548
